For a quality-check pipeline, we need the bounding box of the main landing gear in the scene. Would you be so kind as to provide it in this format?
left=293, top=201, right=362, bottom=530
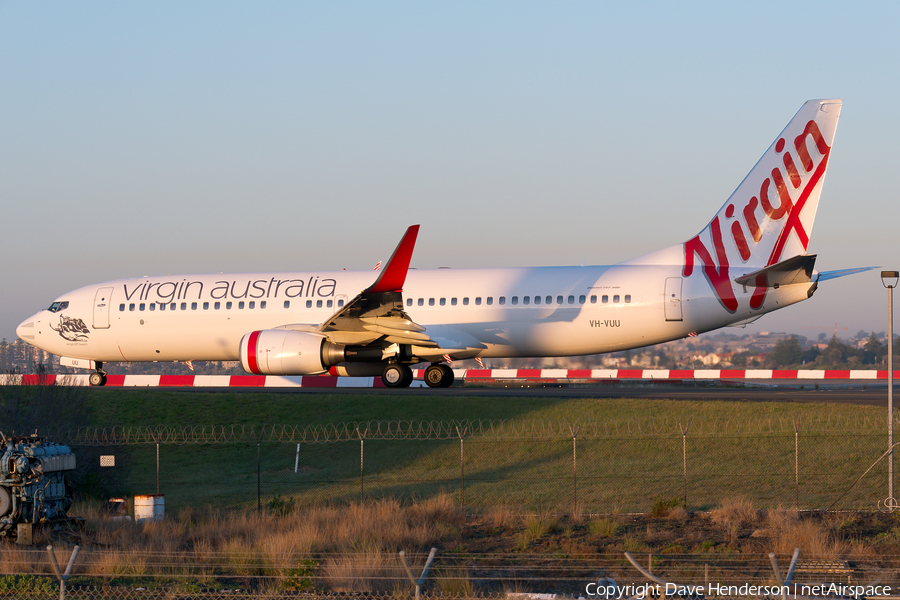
left=89, top=362, right=107, bottom=387
left=380, top=362, right=454, bottom=388
left=381, top=363, right=413, bottom=388
left=424, top=363, right=454, bottom=388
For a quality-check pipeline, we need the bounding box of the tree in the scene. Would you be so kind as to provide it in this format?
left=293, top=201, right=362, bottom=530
left=769, top=336, right=803, bottom=367
left=864, top=332, right=884, bottom=365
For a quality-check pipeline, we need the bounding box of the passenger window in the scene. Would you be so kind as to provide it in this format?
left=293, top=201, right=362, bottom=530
left=534, top=296, right=541, bottom=305
left=129, top=303, right=135, bottom=311
left=625, top=294, right=632, bottom=303
left=150, top=304, right=156, bottom=311
left=249, top=301, right=255, bottom=309
left=119, top=304, right=125, bottom=311
left=546, top=296, right=552, bottom=304
left=475, top=297, right=482, bottom=305
left=203, top=302, right=209, bottom=310
left=451, top=298, right=457, bottom=306
left=181, top=302, right=187, bottom=310
left=557, top=296, right=563, bottom=304
left=260, top=301, right=266, bottom=309
left=214, top=302, right=220, bottom=309
left=316, top=300, right=323, bottom=308
left=337, top=299, right=344, bottom=307
left=463, top=297, right=469, bottom=305
left=499, top=296, right=506, bottom=305
left=591, top=295, right=597, bottom=304
left=306, top=300, right=312, bottom=308
left=140, top=303, right=146, bottom=311
left=579, top=295, right=586, bottom=304
left=226, top=302, right=233, bottom=309
left=238, top=301, right=245, bottom=309
left=523, top=296, right=530, bottom=305
left=511, top=296, right=518, bottom=305
left=487, top=297, right=493, bottom=305
left=192, top=302, right=198, bottom=310
left=327, top=300, right=333, bottom=308
left=613, top=295, right=620, bottom=303
left=568, top=295, right=575, bottom=304
left=440, top=298, right=446, bottom=306
left=407, top=299, right=412, bottom=307
left=429, top=298, right=435, bottom=306
left=170, top=303, right=176, bottom=310
left=284, top=301, right=291, bottom=309
left=418, top=298, right=424, bottom=306
left=602, top=295, right=609, bottom=304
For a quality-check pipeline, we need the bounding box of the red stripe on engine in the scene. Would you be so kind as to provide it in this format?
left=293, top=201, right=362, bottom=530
left=246, top=331, right=262, bottom=374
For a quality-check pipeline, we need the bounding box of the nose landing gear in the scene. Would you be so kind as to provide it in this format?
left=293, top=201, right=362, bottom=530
left=88, top=362, right=107, bottom=387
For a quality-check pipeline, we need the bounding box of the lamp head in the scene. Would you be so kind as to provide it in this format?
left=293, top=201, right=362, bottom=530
left=883, top=271, right=900, bottom=289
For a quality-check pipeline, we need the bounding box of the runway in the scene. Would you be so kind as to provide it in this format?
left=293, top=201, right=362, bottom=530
left=95, top=382, right=892, bottom=407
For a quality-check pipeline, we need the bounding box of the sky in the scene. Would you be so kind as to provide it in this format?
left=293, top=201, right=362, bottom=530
left=2, top=1, right=898, bottom=344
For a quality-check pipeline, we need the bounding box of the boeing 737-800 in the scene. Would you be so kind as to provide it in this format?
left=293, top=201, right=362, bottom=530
left=16, top=99, right=868, bottom=388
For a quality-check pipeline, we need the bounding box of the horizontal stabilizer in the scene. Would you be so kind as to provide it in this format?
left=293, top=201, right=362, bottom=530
left=817, top=266, right=879, bottom=282
left=734, top=255, right=817, bottom=289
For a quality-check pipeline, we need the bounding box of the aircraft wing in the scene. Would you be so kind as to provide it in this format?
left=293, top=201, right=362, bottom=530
left=816, top=266, right=880, bottom=281
left=315, top=225, right=439, bottom=347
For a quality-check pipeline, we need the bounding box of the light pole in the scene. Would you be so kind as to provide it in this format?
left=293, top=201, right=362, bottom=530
left=883, top=270, right=899, bottom=510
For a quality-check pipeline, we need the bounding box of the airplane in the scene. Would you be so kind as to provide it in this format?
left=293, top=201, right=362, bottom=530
left=16, top=99, right=869, bottom=388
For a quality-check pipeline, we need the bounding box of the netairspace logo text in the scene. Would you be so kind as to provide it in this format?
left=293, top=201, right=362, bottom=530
left=584, top=582, right=893, bottom=599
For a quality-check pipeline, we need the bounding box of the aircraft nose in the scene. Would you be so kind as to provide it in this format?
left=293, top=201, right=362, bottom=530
left=16, top=317, right=36, bottom=342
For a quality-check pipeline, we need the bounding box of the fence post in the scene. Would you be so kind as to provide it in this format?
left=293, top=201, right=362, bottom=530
left=569, top=425, right=580, bottom=516
left=356, top=426, right=368, bottom=503
left=456, top=425, right=467, bottom=511
left=793, top=418, right=800, bottom=508
left=47, top=545, right=79, bottom=600
left=679, top=422, right=690, bottom=508
left=399, top=548, right=437, bottom=600
left=148, top=429, right=161, bottom=496
left=257, top=438, right=261, bottom=513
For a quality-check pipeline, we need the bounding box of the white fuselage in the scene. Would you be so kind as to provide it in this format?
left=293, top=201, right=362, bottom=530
left=16, top=263, right=813, bottom=364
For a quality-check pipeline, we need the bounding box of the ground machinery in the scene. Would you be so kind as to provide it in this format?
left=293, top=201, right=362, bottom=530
left=0, top=433, right=76, bottom=541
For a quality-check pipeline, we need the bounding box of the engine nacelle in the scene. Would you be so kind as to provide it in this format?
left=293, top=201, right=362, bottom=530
left=240, top=330, right=347, bottom=375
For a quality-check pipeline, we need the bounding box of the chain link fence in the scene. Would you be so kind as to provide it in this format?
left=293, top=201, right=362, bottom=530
left=42, top=414, right=896, bottom=514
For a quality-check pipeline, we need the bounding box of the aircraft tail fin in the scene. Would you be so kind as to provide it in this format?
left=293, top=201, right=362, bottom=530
left=686, top=99, right=842, bottom=271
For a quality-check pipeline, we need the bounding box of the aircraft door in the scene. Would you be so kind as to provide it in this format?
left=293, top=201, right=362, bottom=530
left=93, top=287, right=114, bottom=329
left=664, top=278, right=683, bottom=322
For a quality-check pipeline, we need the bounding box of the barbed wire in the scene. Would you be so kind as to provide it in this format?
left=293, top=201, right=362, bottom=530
left=43, top=412, right=888, bottom=446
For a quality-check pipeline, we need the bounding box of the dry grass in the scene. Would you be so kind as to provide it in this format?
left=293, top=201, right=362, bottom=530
left=36, top=496, right=458, bottom=591
left=710, top=496, right=759, bottom=529
left=485, top=504, right=515, bottom=529
left=770, top=517, right=845, bottom=557
left=587, top=515, right=622, bottom=538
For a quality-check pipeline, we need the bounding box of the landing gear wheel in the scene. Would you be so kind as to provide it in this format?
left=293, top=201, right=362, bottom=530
left=424, top=364, right=454, bottom=388
left=89, top=371, right=107, bottom=387
left=382, top=363, right=413, bottom=388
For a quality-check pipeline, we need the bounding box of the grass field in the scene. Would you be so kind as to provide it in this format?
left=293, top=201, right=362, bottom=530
left=23, top=387, right=884, bottom=514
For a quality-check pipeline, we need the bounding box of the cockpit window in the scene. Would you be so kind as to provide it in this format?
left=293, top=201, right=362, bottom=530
left=47, top=301, right=69, bottom=313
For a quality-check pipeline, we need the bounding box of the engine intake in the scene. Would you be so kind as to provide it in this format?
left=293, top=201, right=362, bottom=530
left=240, top=330, right=347, bottom=375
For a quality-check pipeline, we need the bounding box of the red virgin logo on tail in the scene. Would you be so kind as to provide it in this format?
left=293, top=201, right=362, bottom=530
left=683, top=120, right=832, bottom=312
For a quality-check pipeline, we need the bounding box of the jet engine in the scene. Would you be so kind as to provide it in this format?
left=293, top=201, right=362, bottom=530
left=239, top=330, right=348, bottom=375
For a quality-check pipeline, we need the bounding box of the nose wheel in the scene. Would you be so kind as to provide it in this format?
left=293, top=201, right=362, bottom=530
left=382, top=363, right=413, bottom=388
left=89, top=362, right=107, bottom=387
left=424, top=363, right=454, bottom=388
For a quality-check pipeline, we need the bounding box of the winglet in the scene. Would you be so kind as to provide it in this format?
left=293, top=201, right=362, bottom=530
left=366, top=225, right=420, bottom=293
